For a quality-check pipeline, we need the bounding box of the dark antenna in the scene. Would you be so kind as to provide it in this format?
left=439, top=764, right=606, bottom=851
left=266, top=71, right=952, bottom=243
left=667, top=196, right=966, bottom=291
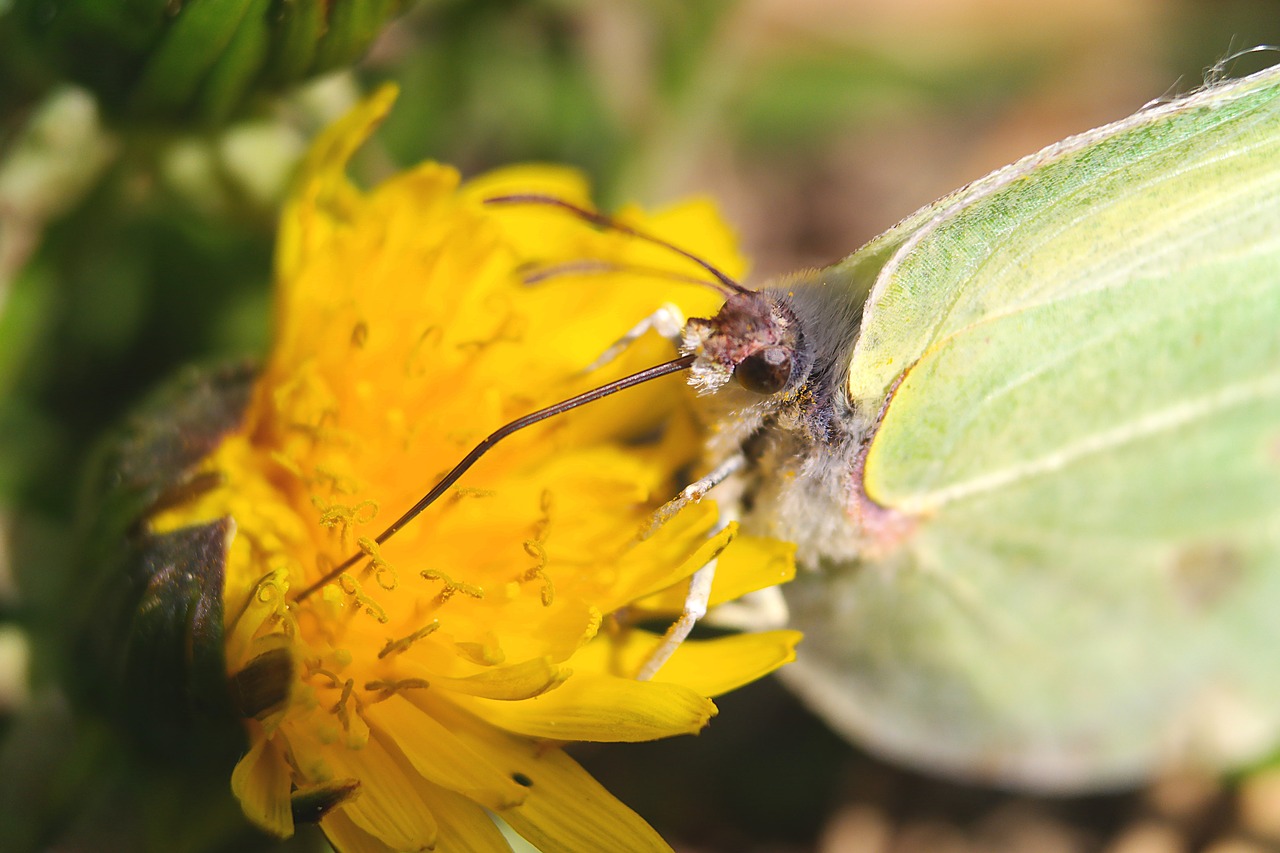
left=520, top=259, right=721, bottom=290
left=485, top=194, right=750, bottom=297
left=292, top=354, right=697, bottom=602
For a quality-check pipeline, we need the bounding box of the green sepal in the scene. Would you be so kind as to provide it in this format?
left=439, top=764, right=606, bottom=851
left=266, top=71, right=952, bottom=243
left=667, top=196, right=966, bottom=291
left=198, top=0, right=274, bottom=124
left=313, top=0, right=402, bottom=73
left=122, top=518, right=234, bottom=748
left=129, top=0, right=259, bottom=117
left=289, top=779, right=360, bottom=825
left=71, top=362, right=256, bottom=763
left=229, top=646, right=293, bottom=720
left=262, top=0, right=327, bottom=86
left=10, top=0, right=414, bottom=125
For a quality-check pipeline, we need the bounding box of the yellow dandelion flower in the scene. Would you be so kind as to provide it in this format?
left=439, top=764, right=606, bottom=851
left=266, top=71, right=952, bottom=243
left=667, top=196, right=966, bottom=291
left=151, top=85, right=800, bottom=852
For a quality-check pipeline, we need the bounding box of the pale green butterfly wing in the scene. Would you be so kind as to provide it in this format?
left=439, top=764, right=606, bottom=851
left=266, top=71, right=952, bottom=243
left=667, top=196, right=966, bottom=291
left=779, top=65, right=1280, bottom=789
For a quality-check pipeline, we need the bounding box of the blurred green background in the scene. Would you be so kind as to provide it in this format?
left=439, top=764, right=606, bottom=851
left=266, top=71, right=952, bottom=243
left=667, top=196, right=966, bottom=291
left=2, top=1, right=1280, bottom=851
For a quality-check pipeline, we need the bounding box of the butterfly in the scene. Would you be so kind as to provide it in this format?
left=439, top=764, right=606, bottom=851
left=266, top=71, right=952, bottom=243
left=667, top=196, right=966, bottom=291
left=346, top=60, right=1280, bottom=793
left=679, top=60, right=1280, bottom=791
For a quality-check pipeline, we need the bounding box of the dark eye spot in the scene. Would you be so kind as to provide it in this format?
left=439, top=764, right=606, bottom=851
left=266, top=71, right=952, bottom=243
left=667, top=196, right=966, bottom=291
left=512, top=772, right=534, bottom=787
left=734, top=346, right=793, bottom=395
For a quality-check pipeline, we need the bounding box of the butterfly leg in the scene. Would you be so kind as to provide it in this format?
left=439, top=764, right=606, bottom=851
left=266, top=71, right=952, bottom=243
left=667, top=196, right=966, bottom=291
left=582, top=302, right=685, bottom=374
left=699, top=466, right=789, bottom=630
left=640, top=453, right=744, bottom=541
left=636, top=454, right=745, bottom=680
left=635, top=560, right=717, bottom=681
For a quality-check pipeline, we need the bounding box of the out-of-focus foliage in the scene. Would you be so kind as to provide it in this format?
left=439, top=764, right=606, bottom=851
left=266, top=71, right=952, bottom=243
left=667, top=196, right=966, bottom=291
left=2, top=2, right=1280, bottom=851
left=2, top=0, right=412, bottom=124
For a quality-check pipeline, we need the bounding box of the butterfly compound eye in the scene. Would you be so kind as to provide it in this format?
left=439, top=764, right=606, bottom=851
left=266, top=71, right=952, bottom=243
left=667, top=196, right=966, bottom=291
left=734, top=346, right=794, bottom=395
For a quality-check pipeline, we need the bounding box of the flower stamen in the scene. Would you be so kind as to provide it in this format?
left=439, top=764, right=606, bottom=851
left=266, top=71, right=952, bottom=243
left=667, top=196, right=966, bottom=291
left=455, top=314, right=526, bottom=352
left=268, top=451, right=305, bottom=479
left=447, top=487, right=496, bottom=504
left=227, top=570, right=284, bottom=635
left=304, top=661, right=343, bottom=687
left=531, top=488, right=554, bottom=541
left=356, top=537, right=398, bottom=590
left=285, top=409, right=350, bottom=447
left=313, top=498, right=378, bottom=546
left=420, top=568, right=484, bottom=602
left=313, top=466, right=360, bottom=495
left=521, top=539, right=555, bottom=607
left=336, top=573, right=389, bottom=623
left=378, top=620, right=441, bottom=659
left=405, top=326, right=443, bottom=376
left=330, top=678, right=359, bottom=729
left=364, top=678, right=431, bottom=702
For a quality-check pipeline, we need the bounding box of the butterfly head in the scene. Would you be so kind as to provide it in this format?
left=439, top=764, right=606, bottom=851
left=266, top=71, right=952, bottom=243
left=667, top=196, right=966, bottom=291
left=683, top=290, right=810, bottom=400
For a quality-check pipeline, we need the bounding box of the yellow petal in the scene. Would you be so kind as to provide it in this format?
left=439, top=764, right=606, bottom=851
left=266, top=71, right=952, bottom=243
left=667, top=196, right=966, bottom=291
left=363, top=695, right=529, bottom=810
left=593, top=506, right=728, bottom=614
left=575, top=630, right=804, bottom=698
left=636, top=534, right=797, bottom=614
left=409, top=697, right=672, bottom=852
left=460, top=164, right=620, bottom=295
left=429, top=656, right=567, bottom=700
left=417, top=781, right=513, bottom=853
left=458, top=673, right=716, bottom=742
left=229, top=733, right=293, bottom=838
left=652, top=629, right=802, bottom=696
left=286, top=722, right=439, bottom=851
left=325, top=708, right=515, bottom=853
left=277, top=83, right=399, bottom=281
left=321, top=808, right=398, bottom=853
left=498, top=746, right=672, bottom=853
left=614, top=196, right=750, bottom=284
left=460, top=163, right=592, bottom=208
left=298, top=82, right=398, bottom=200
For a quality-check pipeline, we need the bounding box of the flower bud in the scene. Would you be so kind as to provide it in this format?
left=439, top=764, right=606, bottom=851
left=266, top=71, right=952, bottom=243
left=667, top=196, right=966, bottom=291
left=70, top=363, right=260, bottom=762
left=11, top=0, right=410, bottom=124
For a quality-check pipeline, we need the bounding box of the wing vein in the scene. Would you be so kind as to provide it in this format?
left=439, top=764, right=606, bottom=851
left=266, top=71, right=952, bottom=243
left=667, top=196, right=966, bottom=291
left=897, top=371, right=1280, bottom=513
